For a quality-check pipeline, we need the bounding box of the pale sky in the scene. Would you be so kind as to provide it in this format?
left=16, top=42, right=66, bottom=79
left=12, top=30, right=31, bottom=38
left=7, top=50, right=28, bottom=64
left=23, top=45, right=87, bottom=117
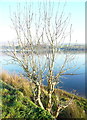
left=0, top=0, right=85, bottom=45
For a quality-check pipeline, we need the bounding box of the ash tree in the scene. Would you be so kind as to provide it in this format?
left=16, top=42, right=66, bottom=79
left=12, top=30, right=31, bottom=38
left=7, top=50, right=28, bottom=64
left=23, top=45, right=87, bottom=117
left=6, top=1, right=77, bottom=119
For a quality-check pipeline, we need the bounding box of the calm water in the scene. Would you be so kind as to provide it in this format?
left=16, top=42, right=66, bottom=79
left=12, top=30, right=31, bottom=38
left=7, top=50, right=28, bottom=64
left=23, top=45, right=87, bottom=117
left=0, top=52, right=85, bottom=97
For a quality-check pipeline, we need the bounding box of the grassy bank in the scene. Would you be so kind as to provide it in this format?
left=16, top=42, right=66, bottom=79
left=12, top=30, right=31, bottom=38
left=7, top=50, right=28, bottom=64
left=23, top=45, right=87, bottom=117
left=0, top=72, right=87, bottom=119
left=0, top=80, right=53, bottom=119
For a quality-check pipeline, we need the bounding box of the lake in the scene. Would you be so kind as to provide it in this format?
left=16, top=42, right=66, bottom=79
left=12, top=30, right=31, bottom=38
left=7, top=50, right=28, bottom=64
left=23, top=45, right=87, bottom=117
left=0, top=51, right=85, bottom=98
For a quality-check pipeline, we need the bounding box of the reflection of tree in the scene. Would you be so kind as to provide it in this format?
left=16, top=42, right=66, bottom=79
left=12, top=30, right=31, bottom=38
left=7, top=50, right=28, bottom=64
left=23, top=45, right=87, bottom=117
left=6, top=1, right=77, bottom=118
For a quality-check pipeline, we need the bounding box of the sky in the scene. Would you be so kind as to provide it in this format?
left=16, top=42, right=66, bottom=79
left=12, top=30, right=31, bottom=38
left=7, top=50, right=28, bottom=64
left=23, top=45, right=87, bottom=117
left=0, top=0, right=85, bottom=45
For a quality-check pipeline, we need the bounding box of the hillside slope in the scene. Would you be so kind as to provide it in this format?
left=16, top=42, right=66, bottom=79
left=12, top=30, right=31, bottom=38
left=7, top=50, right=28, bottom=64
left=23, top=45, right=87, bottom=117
left=0, top=80, right=53, bottom=119
left=0, top=72, right=87, bottom=119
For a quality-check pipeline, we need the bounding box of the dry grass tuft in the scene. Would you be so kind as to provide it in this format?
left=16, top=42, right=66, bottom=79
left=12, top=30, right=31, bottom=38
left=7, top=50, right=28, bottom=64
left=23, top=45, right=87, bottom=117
left=0, top=71, right=32, bottom=97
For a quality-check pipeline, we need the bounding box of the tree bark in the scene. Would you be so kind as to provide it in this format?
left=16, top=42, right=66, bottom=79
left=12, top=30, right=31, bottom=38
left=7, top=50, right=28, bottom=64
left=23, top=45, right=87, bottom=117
left=37, top=84, right=44, bottom=109
left=46, top=79, right=52, bottom=113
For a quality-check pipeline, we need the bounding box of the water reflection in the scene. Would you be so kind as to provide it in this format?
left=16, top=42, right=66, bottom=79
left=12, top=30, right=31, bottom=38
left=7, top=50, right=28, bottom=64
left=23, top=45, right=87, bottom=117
left=0, top=52, right=85, bottom=97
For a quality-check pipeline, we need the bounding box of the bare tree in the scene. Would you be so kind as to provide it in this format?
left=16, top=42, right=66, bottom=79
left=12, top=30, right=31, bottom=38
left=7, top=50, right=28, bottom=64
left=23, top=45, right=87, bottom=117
left=6, top=1, right=77, bottom=119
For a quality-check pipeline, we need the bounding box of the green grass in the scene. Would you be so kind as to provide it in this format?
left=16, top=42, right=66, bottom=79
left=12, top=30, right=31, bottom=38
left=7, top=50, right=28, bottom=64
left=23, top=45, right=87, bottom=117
left=0, top=72, right=33, bottom=97
left=0, top=80, right=53, bottom=119
left=0, top=72, right=87, bottom=119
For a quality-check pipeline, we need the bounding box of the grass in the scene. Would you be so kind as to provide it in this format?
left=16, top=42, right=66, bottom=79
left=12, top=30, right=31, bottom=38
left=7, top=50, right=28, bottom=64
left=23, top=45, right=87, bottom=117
left=0, top=80, right=53, bottom=119
left=0, top=72, right=87, bottom=119
left=0, top=72, right=33, bottom=97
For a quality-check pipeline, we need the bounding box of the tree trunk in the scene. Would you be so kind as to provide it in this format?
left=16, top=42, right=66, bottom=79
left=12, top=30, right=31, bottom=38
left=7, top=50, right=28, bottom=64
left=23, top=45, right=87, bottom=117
left=37, top=84, right=44, bottom=109
left=54, top=106, right=61, bottom=118
left=46, top=79, right=52, bottom=113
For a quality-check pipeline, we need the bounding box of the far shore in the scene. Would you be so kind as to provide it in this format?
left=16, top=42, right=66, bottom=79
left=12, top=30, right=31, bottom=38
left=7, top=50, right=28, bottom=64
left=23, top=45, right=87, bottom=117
left=0, top=44, right=86, bottom=54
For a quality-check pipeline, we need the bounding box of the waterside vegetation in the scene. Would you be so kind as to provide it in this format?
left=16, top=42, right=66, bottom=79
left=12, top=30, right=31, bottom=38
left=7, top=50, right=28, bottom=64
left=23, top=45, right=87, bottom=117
left=0, top=44, right=86, bottom=53
left=0, top=72, right=87, bottom=119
